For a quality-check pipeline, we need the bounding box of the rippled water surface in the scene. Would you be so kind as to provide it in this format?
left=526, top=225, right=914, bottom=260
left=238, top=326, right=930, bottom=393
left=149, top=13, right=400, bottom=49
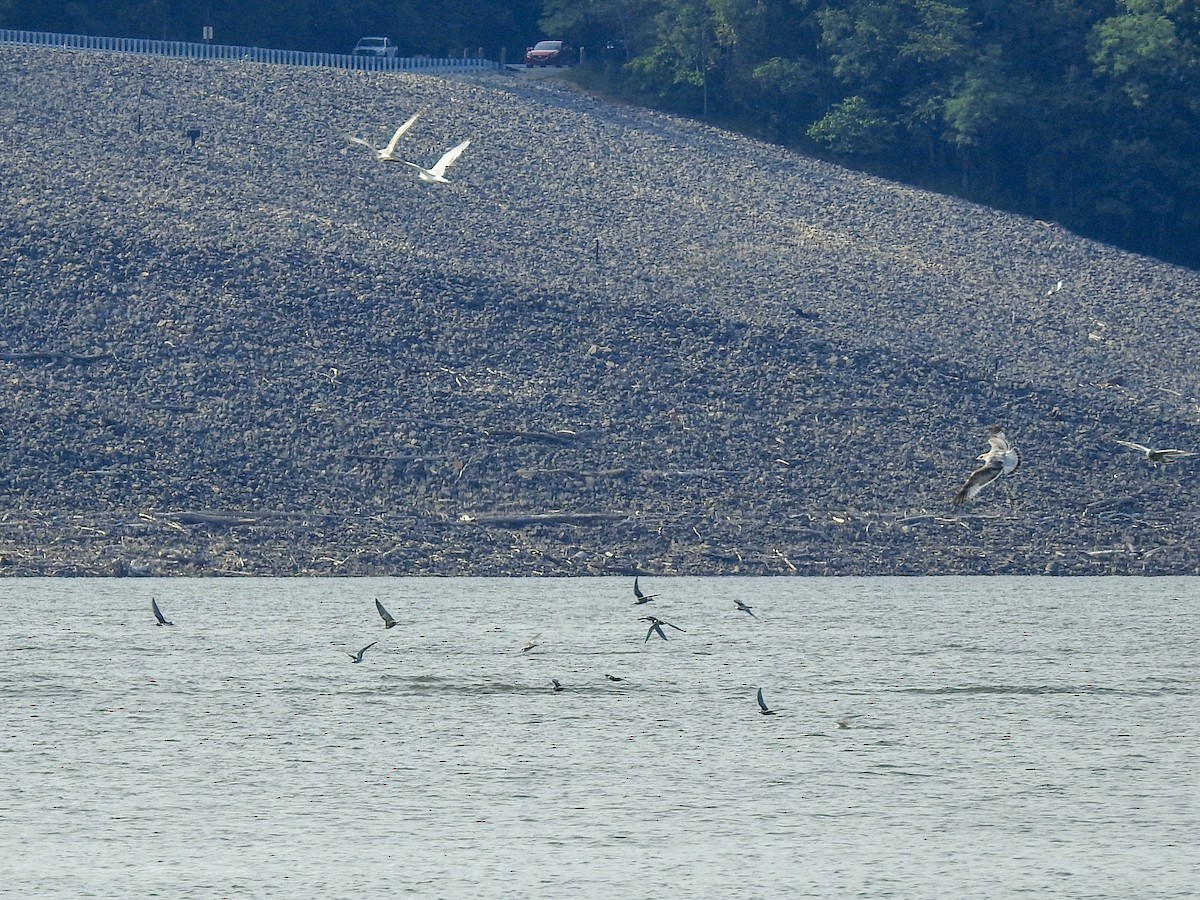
left=1, top=577, right=1196, bottom=898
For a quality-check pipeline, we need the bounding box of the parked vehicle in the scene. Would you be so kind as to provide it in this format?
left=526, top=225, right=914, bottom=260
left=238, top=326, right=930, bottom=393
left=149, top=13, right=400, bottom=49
left=352, top=37, right=398, bottom=58
left=525, top=40, right=573, bottom=67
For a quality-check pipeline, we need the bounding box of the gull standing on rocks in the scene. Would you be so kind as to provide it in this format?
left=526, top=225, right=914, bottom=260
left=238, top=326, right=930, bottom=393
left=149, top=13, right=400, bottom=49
left=952, top=426, right=1020, bottom=505
left=347, top=108, right=423, bottom=161
left=633, top=576, right=658, bottom=605
left=349, top=641, right=378, bottom=663
left=391, top=138, right=471, bottom=184
left=375, top=599, right=399, bottom=629
left=640, top=616, right=685, bottom=642
left=1114, top=440, right=1196, bottom=462
left=151, top=598, right=173, bottom=626
left=757, top=688, right=776, bottom=716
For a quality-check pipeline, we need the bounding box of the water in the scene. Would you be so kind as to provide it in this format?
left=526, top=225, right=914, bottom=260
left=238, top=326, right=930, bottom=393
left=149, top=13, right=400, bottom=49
left=1, top=577, right=1196, bottom=898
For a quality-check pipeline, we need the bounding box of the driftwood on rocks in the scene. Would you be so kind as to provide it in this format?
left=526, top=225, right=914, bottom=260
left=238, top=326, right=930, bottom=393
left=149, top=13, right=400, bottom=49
left=482, top=429, right=580, bottom=446
left=460, top=511, right=626, bottom=527
left=0, top=351, right=113, bottom=365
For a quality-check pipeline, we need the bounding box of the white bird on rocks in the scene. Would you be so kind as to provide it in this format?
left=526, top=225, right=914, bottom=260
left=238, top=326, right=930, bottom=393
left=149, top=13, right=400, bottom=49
left=348, top=109, right=423, bottom=161
left=391, top=138, right=471, bottom=184
left=1114, top=440, right=1196, bottom=462
left=953, top=426, right=1020, bottom=505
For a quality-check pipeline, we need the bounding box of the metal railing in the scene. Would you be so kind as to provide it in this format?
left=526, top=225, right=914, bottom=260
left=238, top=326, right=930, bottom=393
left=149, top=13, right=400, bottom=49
left=0, top=28, right=504, bottom=72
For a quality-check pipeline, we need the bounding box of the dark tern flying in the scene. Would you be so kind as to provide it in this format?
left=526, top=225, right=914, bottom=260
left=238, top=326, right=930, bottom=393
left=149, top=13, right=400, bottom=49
left=633, top=576, right=658, bottom=605
left=757, top=687, right=776, bottom=715
left=640, top=615, right=685, bottom=642
left=375, top=599, right=398, bottom=629
left=734, top=598, right=757, bottom=618
left=349, top=642, right=378, bottom=663
left=151, top=598, right=173, bottom=626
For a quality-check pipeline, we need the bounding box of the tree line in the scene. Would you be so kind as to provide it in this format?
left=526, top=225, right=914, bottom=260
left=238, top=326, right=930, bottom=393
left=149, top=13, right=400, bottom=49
left=548, top=0, right=1200, bottom=270
left=3, top=0, right=1197, bottom=269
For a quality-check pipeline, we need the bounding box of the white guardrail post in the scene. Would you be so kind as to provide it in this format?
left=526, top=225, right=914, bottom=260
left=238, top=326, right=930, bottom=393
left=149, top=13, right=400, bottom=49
left=0, top=28, right=504, bottom=72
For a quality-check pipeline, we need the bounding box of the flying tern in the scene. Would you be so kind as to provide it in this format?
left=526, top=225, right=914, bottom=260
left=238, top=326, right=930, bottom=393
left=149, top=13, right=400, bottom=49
left=151, top=597, right=173, bottom=626
left=640, top=615, right=685, bottom=642
left=349, top=641, right=378, bottom=663
left=391, top=138, right=471, bottom=183
left=375, top=599, right=399, bottom=629
left=1114, top=440, right=1196, bottom=462
left=348, top=108, right=423, bottom=161
left=633, top=576, right=658, bottom=605
left=757, top=688, right=776, bottom=716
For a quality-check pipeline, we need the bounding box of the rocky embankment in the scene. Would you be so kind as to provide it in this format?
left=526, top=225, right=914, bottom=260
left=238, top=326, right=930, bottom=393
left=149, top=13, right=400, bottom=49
left=1, top=46, right=1198, bottom=576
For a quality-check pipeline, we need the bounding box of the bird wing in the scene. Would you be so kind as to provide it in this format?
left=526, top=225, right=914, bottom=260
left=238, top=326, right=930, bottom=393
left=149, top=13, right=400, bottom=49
left=1115, top=440, right=1151, bottom=454
left=391, top=158, right=431, bottom=177
left=952, top=459, right=1004, bottom=505
left=347, top=135, right=376, bottom=151
left=151, top=598, right=167, bottom=624
left=375, top=599, right=396, bottom=626
left=663, top=620, right=686, bottom=632
left=1000, top=446, right=1021, bottom=476
left=429, top=139, right=471, bottom=177
left=757, top=688, right=769, bottom=711
left=381, top=109, right=423, bottom=157
left=361, top=641, right=378, bottom=655
left=985, top=430, right=1012, bottom=456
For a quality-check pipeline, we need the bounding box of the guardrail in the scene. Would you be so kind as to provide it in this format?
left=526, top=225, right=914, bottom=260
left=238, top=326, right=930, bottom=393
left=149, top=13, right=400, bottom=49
left=0, top=28, right=504, bottom=72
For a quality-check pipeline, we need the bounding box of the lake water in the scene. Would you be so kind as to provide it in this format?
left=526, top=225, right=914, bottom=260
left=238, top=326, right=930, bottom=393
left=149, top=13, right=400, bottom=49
left=1, top=577, right=1196, bottom=898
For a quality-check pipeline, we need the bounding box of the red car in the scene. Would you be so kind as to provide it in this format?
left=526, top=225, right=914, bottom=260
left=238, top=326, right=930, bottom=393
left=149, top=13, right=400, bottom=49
left=525, top=40, right=573, bottom=68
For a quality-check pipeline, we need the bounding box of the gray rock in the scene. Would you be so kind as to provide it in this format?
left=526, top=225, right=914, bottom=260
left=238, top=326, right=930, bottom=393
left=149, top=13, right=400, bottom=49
left=0, top=47, right=1197, bottom=576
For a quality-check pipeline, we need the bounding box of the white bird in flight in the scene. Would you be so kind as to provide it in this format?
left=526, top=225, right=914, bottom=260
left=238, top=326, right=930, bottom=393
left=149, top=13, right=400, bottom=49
left=519, top=633, right=542, bottom=653
left=391, top=138, right=471, bottom=183
left=1114, top=440, right=1196, bottom=462
left=348, top=109, right=423, bottom=161
left=953, top=426, right=1020, bottom=505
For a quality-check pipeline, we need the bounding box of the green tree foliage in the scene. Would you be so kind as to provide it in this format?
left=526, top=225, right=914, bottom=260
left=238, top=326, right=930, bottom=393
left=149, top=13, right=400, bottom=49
left=556, top=0, right=1200, bottom=268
